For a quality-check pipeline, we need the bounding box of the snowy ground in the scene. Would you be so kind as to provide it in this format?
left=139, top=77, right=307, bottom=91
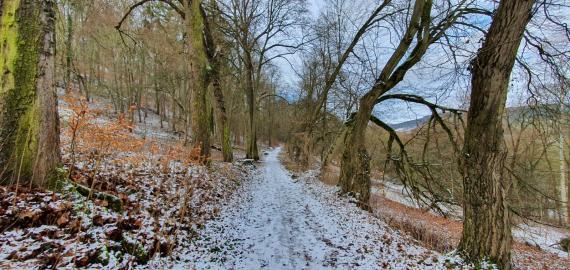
left=373, top=179, right=570, bottom=258
left=513, top=223, right=569, bottom=258
left=0, top=93, right=253, bottom=269
left=151, top=147, right=471, bottom=270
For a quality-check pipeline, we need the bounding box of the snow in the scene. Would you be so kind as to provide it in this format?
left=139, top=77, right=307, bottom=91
left=513, top=223, right=569, bottom=257
left=373, top=178, right=570, bottom=258
left=373, top=180, right=464, bottom=219
left=156, top=147, right=470, bottom=269
left=373, top=181, right=419, bottom=209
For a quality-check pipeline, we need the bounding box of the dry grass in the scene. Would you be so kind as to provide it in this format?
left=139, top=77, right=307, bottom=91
left=370, top=194, right=570, bottom=270
left=278, top=150, right=309, bottom=174
left=371, top=195, right=460, bottom=252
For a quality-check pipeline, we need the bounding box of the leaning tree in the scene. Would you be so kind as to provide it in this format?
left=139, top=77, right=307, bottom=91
left=333, top=0, right=483, bottom=207
left=458, top=0, right=535, bottom=269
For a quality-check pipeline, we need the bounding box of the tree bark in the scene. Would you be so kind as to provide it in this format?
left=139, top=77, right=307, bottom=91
left=244, top=51, right=259, bottom=160
left=0, top=0, right=60, bottom=188
left=185, top=0, right=210, bottom=162
left=458, top=1, right=534, bottom=269
left=211, top=75, right=233, bottom=162
left=64, top=1, right=73, bottom=92
left=559, top=100, right=568, bottom=226
left=338, top=94, right=375, bottom=208
left=202, top=4, right=233, bottom=162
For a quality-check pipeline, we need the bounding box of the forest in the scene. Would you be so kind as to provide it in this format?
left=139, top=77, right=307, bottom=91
left=0, top=0, right=569, bottom=269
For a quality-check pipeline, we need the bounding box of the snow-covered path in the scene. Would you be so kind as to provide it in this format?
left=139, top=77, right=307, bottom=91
left=169, top=147, right=461, bottom=270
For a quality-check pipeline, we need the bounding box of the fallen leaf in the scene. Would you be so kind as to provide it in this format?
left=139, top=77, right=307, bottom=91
left=95, top=199, right=108, bottom=207
left=93, top=214, right=104, bottom=226
left=57, top=213, right=69, bottom=226
left=134, top=219, right=142, bottom=229
left=18, top=210, right=36, bottom=219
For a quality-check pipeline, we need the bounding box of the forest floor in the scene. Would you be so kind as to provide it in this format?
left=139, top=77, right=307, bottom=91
left=369, top=179, right=570, bottom=269
left=150, top=147, right=478, bottom=270
left=290, top=157, right=570, bottom=269
left=371, top=195, right=570, bottom=270
left=0, top=93, right=254, bottom=269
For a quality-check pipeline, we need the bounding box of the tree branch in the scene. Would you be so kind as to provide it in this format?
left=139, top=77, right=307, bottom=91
left=115, top=0, right=185, bottom=31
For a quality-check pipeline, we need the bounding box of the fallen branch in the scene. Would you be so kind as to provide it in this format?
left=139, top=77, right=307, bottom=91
left=72, top=182, right=123, bottom=212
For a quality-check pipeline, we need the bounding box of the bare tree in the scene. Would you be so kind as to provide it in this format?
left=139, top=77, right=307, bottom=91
left=334, top=0, right=478, bottom=208
left=218, top=0, right=307, bottom=160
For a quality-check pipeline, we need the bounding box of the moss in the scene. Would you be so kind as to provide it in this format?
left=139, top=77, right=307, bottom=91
left=561, top=237, right=570, bottom=252
left=97, top=246, right=110, bottom=266
left=0, top=1, right=22, bottom=180
left=473, top=259, right=498, bottom=270
left=190, top=0, right=207, bottom=71
left=121, top=236, right=149, bottom=263
left=40, top=166, right=69, bottom=191
left=50, top=167, right=72, bottom=191
left=186, top=1, right=211, bottom=162
left=0, top=1, right=43, bottom=182
left=222, top=124, right=233, bottom=162
left=73, top=182, right=123, bottom=212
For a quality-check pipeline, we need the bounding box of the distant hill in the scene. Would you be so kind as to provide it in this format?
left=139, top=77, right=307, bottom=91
left=389, top=115, right=431, bottom=132
left=387, top=104, right=567, bottom=132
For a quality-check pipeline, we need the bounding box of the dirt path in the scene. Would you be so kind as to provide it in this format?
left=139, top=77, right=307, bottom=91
left=167, top=147, right=464, bottom=269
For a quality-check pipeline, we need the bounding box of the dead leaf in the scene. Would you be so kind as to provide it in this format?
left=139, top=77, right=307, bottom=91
left=95, top=199, right=108, bottom=207
left=105, top=226, right=123, bottom=241
left=69, top=219, right=82, bottom=233
left=134, top=219, right=142, bottom=229
left=57, top=213, right=69, bottom=226
left=93, top=214, right=104, bottom=226
left=18, top=210, right=36, bottom=220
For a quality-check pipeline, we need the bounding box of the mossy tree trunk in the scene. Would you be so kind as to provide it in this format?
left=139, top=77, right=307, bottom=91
left=211, top=75, right=233, bottom=162
left=338, top=97, right=374, bottom=207
left=185, top=0, right=210, bottom=162
left=458, top=0, right=534, bottom=269
left=0, top=0, right=60, bottom=188
left=202, top=2, right=233, bottom=162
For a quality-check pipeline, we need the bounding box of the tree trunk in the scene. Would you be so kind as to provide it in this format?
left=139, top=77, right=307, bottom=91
left=338, top=94, right=376, bottom=208
left=0, top=0, right=60, bottom=188
left=335, top=0, right=432, bottom=208
left=65, top=1, right=73, bottom=92
left=185, top=0, right=210, bottom=162
left=244, top=53, right=259, bottom=160
left=211, top=77, right=233, bottom=162
left=202, top=6, right=233, bottom=162
left=458, top=1, right=534, bottom=269
left=559, top=115, right=568, bottom=225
